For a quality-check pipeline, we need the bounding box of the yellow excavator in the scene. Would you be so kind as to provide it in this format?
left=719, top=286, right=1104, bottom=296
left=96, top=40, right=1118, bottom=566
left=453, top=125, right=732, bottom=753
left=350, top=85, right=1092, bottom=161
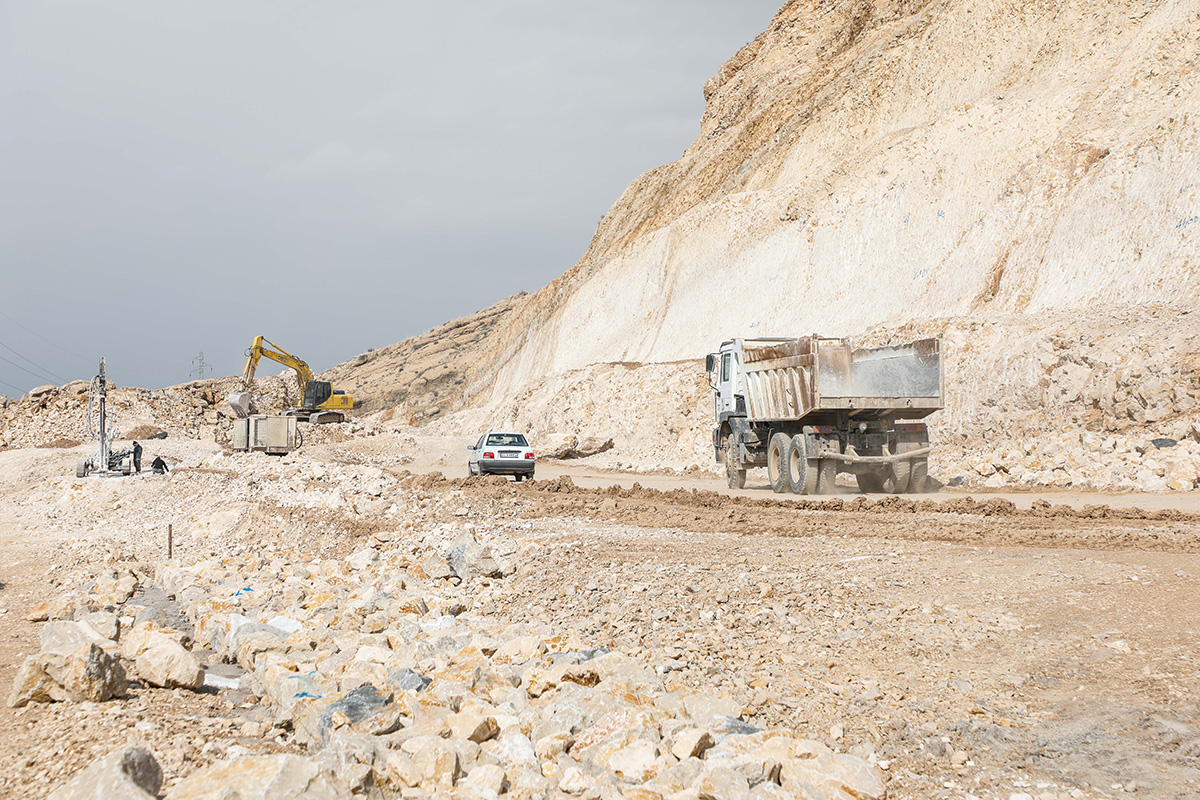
left=227, top=336, right=355, bottom=424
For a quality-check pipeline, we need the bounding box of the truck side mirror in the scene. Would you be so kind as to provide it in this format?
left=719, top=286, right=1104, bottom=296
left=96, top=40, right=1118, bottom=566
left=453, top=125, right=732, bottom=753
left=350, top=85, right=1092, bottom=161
left=705, top=354, right=716, bottom=373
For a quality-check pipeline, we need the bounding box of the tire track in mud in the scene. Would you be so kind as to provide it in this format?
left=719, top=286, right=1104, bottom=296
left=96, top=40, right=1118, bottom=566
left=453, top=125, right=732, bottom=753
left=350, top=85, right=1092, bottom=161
left=394, top=472, right=1200, bottom=554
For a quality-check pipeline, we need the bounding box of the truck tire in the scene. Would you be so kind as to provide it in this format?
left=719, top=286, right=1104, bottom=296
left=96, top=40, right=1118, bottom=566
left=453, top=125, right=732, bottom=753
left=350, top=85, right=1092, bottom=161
left=724, top=443, right=746, bottom=490
left=786, top=435, right=818, bottom=495
left=891, top=433, right=930, bottom=493
left=909, top=457, right=929, bottom=493
left=856, top=470, right=886, bottom=493
left=767, top=432, right=790, bottom=494
left=889, top=438, right=922, bottom=493
left=76, top=459, right=89, bottom=478
left=816, top=458, right=837, bottom=494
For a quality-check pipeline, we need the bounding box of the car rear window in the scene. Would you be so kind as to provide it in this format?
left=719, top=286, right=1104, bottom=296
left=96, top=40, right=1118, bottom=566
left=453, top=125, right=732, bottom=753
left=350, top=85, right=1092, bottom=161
left=486, top=434, right=528, bottom=447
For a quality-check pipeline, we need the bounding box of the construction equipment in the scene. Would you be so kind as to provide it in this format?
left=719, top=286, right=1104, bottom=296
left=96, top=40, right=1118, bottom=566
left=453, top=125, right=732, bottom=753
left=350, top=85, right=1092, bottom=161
left=231, top=415, right=299, bottom=454
left=707, top=336, right=943, bottom=494
left=227, top=336, right=354, bottom=424
left=76, top=357, right=136, bottom=478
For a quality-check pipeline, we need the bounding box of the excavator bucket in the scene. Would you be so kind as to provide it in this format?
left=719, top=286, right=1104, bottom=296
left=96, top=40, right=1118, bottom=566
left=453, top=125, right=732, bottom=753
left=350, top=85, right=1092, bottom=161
left=227, top=391, right=253, bottom=419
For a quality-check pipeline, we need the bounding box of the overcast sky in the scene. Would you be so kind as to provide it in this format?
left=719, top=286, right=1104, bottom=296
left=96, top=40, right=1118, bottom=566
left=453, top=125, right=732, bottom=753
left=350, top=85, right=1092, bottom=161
left=0, top=1, right=780, bottom=393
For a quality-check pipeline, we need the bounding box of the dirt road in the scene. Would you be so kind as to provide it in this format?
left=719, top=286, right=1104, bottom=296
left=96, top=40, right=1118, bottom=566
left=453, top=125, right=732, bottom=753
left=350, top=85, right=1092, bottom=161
left=394, top=433, right=1200, bottom=515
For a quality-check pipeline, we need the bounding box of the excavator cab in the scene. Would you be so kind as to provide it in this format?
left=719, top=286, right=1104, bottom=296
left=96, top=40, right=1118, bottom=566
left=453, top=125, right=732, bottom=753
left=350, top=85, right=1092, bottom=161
left=303, top=380, right=334, bottom=409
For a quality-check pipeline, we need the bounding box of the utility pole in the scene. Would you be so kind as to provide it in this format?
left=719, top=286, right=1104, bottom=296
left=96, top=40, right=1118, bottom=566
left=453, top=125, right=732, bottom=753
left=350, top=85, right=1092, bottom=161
left=190, top=351, right=210, bottom=380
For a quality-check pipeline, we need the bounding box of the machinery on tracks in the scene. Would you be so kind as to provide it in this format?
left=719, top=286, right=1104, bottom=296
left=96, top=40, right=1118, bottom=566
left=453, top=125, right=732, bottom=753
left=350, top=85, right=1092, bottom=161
left=227, top=336, right=355, bottom=425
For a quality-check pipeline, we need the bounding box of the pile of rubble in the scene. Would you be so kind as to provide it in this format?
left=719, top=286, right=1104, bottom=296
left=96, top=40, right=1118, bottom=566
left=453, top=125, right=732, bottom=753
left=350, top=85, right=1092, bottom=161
left=26, top=524, right=885, bottom=800
left=0, top=375, right=298, bottom=450
left=936, top=427, right=1200, bottom=493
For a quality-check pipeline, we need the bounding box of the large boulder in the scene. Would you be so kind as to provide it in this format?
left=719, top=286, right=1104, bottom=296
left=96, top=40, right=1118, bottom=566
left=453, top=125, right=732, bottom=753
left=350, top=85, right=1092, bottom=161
left=445, top=533, right=502, bottom=580
left=538, top=433, right=615, bottom=459
left=120, top=621, right=189, bottom=660
left=135, top=640, right=204, bottom=690
left=44, top=643, right=126, bottom=703
left=7, top=657, right=60, bottom=707
left=314, top=685, right=398, bottom=743
left=539, top=433, right=578, bottom=459
left=165, top=755, right=353, bottom=800
left=42, top=620, right=118, bottom=656
left=10, top=623, right=126, bottom=706
left=48, top=747, right=162, bottom=800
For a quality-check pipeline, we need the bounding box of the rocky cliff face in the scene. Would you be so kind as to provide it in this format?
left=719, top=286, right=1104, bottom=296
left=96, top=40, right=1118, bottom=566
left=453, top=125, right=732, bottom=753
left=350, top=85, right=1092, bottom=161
left=473, top=0, right=1199, bottom=396
left=321, top=0, right=1200, bottom=489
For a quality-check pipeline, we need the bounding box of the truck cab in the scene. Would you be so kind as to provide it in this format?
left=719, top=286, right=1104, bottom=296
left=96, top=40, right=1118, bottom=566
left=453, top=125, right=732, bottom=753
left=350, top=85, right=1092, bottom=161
left=707, top=340, right=750, bottom=424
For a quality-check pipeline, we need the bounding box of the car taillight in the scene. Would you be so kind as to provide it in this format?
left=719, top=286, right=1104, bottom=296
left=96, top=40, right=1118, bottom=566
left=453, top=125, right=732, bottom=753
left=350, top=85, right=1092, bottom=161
left=525, top=452, right=535, bottom=459
left=483, top=452, right=494, bottom=459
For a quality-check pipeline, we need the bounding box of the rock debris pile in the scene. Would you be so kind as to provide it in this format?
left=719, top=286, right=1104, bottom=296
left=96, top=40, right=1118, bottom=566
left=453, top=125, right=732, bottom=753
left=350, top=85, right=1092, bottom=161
left=29, top=525, right=885, bottom=799
left=0, top=375, right=296, bottom=450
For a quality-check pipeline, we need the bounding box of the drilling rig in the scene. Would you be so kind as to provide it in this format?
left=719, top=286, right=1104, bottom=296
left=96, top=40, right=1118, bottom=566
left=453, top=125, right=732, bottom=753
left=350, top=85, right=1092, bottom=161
left=75, top=357, right=136, bottom=478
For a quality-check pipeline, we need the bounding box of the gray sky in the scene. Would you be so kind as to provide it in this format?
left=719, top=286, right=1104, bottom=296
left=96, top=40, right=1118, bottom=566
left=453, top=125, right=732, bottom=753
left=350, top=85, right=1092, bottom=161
left=0, top=1, right=780, bottom=393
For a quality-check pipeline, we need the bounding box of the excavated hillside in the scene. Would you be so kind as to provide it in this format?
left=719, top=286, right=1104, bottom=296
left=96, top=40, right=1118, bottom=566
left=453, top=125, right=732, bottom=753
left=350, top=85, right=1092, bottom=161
left=251, top=0, right=1200, bottom=491
left=463, top=0, right=1198, bottom=395
left=320, top=293, right=529, bottom=421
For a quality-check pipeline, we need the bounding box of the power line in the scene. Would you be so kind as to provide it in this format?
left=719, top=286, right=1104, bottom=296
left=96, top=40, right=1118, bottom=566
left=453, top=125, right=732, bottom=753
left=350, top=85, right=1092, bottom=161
left=0, top=353, right=59, bottom=385
left=0, top=378, right=24, bottom=395
left=0, top=309, right=90, bottom=363
left=0, top=340, right=66, bottom=384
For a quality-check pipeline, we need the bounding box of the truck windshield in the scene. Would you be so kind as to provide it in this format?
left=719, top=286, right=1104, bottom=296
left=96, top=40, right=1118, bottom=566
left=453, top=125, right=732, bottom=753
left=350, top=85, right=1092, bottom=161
left=486, top=434, right=528, bottom=447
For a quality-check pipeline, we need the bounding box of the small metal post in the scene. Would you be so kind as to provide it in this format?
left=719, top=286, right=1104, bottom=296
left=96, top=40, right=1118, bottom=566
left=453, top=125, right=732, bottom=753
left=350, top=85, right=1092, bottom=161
left=168, top=524, right=173, bottom=559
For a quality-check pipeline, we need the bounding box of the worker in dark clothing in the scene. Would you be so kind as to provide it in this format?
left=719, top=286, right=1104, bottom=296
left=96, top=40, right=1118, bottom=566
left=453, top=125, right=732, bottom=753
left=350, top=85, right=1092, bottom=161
left=132, top=441, right=142, bottom=473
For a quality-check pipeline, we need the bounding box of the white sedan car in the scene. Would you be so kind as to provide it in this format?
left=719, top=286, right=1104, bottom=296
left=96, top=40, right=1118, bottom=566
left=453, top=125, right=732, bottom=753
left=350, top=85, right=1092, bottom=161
left=467, top=432, right=536, bottom=481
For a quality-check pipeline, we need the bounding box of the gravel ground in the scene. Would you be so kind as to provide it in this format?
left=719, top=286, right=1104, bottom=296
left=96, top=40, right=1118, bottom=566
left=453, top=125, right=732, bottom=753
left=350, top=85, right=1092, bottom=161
left=0, top=441, right=1197, bottom=799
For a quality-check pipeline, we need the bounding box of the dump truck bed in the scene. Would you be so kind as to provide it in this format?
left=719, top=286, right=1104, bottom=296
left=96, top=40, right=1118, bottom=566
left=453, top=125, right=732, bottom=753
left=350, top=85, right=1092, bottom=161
left=739, top=336, right=942, bottom=423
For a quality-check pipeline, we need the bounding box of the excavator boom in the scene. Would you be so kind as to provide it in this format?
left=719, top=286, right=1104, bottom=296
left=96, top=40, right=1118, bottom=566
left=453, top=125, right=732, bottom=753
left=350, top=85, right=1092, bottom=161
left=228, top=335, right=353, bottom=422
left=240, top=336, right=314, bottom=395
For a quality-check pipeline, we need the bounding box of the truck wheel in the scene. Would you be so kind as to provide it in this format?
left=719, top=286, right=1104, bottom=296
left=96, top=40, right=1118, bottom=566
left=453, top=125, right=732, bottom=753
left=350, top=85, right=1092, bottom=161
left=816, top=458, right=837, bottom=494
left=856, top=470, right=886, bottom=493
left=724, top=444, right=746, bottom=490
left=909, top=457, right=929, bottom=493
left=890, top=438, right=923, bottom=493
left=76, top=459, right=89, bottom=478
left=889, top=460, right=912, bottom=494
left=786, top=435, right=817, bottom=495
left=767, top=433, right=790, bottom=494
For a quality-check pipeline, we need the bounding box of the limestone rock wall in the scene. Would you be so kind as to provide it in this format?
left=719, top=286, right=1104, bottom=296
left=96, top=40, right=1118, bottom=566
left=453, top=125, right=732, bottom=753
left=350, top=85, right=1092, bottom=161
left=472, top=0, right=1200, bottom=398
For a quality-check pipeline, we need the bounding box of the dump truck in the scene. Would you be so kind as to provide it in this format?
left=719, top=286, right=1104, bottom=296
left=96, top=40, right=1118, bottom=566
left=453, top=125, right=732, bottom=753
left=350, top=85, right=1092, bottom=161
left=707, top=336, right=942, bottom=494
